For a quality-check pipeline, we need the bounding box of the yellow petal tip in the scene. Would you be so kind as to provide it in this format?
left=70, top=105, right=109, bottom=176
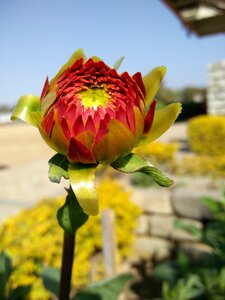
left=159, top=66, right=167, bottom=79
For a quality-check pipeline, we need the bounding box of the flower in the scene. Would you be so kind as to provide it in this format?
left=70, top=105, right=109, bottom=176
left=12, top=49, right=181, bottom=215
left=40, top=54, right=147, bottom=165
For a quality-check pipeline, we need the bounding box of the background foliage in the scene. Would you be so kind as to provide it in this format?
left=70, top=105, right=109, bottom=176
left=0, top=178, right=141, bottom=300
left=188, top=115, right=225, bottom=156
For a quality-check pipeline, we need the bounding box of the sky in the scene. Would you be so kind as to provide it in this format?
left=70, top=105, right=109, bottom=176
left=0, top=0, right=225, bottom=106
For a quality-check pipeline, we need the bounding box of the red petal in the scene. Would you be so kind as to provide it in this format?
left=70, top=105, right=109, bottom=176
left=116, top=106, right=129, bottom=127
left=126, top=105, right=135, bottom=133
left=61, top=117, right=71, bottom=139
left=68, top=137, right=96, bottom=164
left=85, top=115, right=96, bottom=133
left=66, top=104, right=77, bottom=127
left=94, top=118, right=108, bottom=144
left=132, top=72, right=146, bottom=97
left=144, top=100, right=156, bottom=134
left=70, top=58, right=84, bottom=71
left=41, top=109, right=54, bottom=135
left=72, top=114, right=85, bottom=136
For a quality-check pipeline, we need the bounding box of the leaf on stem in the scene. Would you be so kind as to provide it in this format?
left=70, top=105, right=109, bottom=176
left=111, top=153, right=173, bottom=187
left=57, top=188, right=89, bottom=235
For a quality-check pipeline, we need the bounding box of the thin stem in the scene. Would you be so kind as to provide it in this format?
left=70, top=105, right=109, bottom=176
left=59, top=231, right=75, bottom=300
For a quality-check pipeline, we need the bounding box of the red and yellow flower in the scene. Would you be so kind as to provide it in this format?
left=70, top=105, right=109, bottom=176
left=12, top=49, right=181, bottom=215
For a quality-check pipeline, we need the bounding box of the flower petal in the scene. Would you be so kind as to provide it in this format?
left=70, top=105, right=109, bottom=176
left=133, top=106, right=145, bottom=144
left=11, top=94, right=41, bottom=127
left=68, top=137, right=97, bottom=164
left=143, top=66, right=167, bottom=107
left=143, top=99, right=156, bottom=134
left=50, top=48, right=87, bottom=85
left=91, top=56, right=102, bottom=62
left=138, top=103, right=182, bottom=145
left=68, top=163, right=98, bottom=216
left=41, top=88, right=57, bottom=116
left=93, top=119, right=136, bottom=164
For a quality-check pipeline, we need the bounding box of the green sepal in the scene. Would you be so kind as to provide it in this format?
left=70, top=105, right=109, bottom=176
left=143, top=66, right=167, bottom=108
left=113, top=56, right=125, bottom=70
left=111, top=153, right=173, bottom=187
left=50, top=48, right=87, bottom=85
left=57, top=187, right=89, bottom=235
left=48, top=153, right=69, bottom=183
left=68, top=163, right=98, bottom=216
left=138, top=102, right=182, bottom=146
left=11, top=94, right=41, bottom=127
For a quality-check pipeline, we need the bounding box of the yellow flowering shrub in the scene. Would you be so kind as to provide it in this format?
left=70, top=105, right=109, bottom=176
left=133, top=142, right=179, bottom=163
left=0, top=178, right=141, bottom=300
left=171, top=154, right=225, bottom=178
left=188, top=115, right=225, bottom=156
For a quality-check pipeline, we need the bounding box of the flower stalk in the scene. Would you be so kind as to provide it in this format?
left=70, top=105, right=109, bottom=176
left=59, top=231, right=75, bottom=300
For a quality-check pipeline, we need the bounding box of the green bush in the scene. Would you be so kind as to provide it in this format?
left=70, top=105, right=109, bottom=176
left=153, top=193, right=225, bottom=300
left=188, top=115, right=225, bottom=156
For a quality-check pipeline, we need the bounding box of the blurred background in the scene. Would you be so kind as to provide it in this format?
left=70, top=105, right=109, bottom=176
left=1, top=0, right=225, bottom=299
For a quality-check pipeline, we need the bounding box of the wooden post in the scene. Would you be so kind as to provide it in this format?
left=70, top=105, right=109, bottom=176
left=101, top=209, right=117, bottom=277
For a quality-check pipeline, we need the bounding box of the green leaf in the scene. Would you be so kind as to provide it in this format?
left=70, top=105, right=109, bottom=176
left=201, top=196, right=221, bottom=216
left=68, top=163, right=98, bottom=216
left=113, top=56, right=125, bottom=70
left=111, top=153, right=173, bottom=187
left=153, top=262, right=178, bottom=284
left=175, top=219, right=203, bottom=241
left=8, top=285, right=31, bottom=300
left=41, top=267, right=60, bottom=296
left=0, top=252, right=13, bottom=298
left=48, top=153, right=69, bottom=183
left=57, top=187, right=89, bottom=235
left=75, top=293, right=101, bottom=300
left=75, top=274, right=133, bottom=300
left=11, top=94, right=41, bottom=127
left=162, top=275, right=204, bottom=300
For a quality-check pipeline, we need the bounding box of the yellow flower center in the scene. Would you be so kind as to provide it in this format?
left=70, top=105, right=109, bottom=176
left=78, top=87, right=110, bottom=109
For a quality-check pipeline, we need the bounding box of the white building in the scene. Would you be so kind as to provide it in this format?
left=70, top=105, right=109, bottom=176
left=207, top=60, right=225, bottom=115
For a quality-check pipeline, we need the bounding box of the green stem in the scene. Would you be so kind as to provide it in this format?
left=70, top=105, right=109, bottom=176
left=59, top=231, right=75, bottom=300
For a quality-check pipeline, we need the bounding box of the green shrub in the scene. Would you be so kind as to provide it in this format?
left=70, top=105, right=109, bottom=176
left=188, top=115, right=225, bottom=156
left=153, top=193, right=225, bottom=300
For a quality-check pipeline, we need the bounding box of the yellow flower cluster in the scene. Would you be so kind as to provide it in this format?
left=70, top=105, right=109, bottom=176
left=0, top=178, right=141, bottom=300
left=188, top=115, right=225, bottom=156
left=133, top=141, right=179, bottom=163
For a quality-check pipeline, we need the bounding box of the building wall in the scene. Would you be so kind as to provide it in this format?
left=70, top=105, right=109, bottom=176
left=128, top=177, right=222, bottom=261
left=207, top=60, right=225, bottom=115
